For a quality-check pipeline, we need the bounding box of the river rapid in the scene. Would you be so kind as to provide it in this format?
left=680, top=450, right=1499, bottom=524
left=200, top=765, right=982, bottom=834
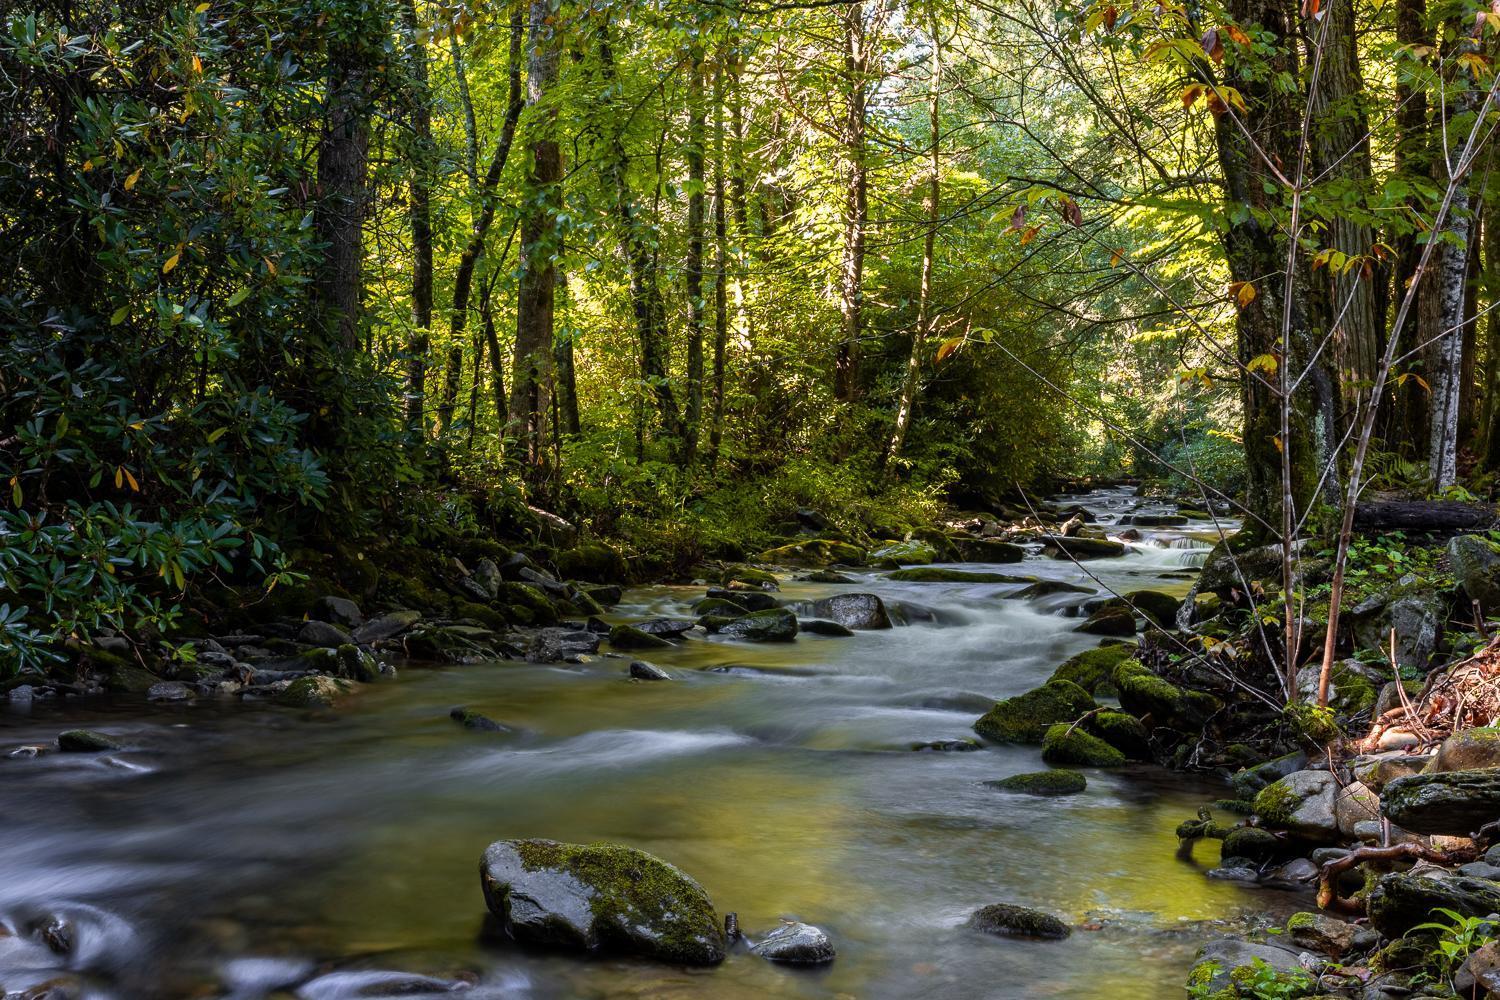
left=0, top=488, right=1302, bottom=1000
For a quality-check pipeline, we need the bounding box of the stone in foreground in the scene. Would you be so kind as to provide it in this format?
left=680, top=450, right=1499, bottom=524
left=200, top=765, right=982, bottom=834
left=984, top=770, right=1087, bottom=796
left=966, top=903, right=1070, bottom=940
left=1381, top=768, right=1500, bottom=836
left=751, top=921, right=835, bottom=964
left=479, top=839, right=726, bottom=964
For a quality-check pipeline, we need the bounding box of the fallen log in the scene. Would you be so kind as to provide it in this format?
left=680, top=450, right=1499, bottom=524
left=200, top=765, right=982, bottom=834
left=1352, top=500, right=1497, bottom=534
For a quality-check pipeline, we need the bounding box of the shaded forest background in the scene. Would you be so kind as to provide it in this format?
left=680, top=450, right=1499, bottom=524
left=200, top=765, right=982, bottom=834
left=6, top=0, right=1500, bottom=668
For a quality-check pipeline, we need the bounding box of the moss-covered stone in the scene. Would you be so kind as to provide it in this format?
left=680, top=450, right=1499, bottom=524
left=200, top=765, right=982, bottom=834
left=553, top=542, right=628, bottom=583
left=610, top=625, right=674, bottom=650
left=1086, top=710, right=1152, bottom=760
left=1123, top=589, right=1181, bottom=627
left=973, top=679, right=1095, bottom=744
left=867, top=540, right=938, bottom=565
left=276, top=675, right=354, bottom=708
left=967, top=903, right=1070, bottom=939
left=496, top=581, right=558, bottom=626
left=1041, top=723, right=1127, bottom=766
left=1074, top=606, right=1136, bottom=636
left=720, top=564, right=779, bottom=590
left=755, top=539, right=865, bottom=567
left=452, top=599, right=512, bottom=632
left=1219, top=825, right=1280, bottom=861
left=1113, top=659, right=1219, bottom=730
left=984, top=770, right=1087, bottom=796
left=692, top=597, right=748, bottom=617
left=1048, top=645, right=1133, bottom=695
left=480, top=839, right=726, bottom=964
left=57, top=729, right=122, bottom=752
left=714, top=607, right=798, bottom=642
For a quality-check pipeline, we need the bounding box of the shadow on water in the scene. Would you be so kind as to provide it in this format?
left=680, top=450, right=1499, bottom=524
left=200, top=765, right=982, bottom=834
left=0, top=488, right=1303, bottom=999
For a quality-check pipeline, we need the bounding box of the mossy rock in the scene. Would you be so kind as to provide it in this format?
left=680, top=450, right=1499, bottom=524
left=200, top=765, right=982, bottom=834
left=1041, top=723, right=1127, bottom=766
left=720, top=564, right=779, bottom=590
left=1113, top=659, right=1218, bottom=730
left=610, top=625, right=674, bottom=650
left=58, top=729, right=122, bottom=752
left=1047, top=645, right=1133, bottom=695
left=1123, top=589, right=1181, bottom=627
left=1086, top=710, right=1152, bottom=760
left=554, top=542, right=628, bottom=583
left=480, top=839, right=726, bottom=964
left=276, top=675, right=354, bottom=708
left=951, top=537, right=1026, bottom=563
left=756, top=539, right=865, bottom=567
left=715, top=607, right=798, bottom=642
left=973, top=679, right=1095, bottom=744
left=1220, top=825, right=1281, bottom=862
left=1074, top=606, right=1136, bottom=636
left=985, top=770, right=1087, bottom=796
left=967, top=903, right=1070, bottom=940
left=497, top=581, right=558, bottom=627
left=886, top=568, right=1034, bottom=583
left=453, top=599, right=512, bottom=633
left=868, top=540, right=938, bottom=565
left=101, top=657, right=163, bottom=694
left=692, top=597, right=748, bottom=617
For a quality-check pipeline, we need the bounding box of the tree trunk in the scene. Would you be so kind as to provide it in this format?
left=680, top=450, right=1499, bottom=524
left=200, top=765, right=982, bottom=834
left=442, top=4, right=525, bottom=436
left=312, top=36, right=371, bottom=352
left=398, top=0, right=433, bottom=432
left=1389, top=0, right=1433, bottom=460
left=709, top=50, right=729, bottom=466
left=555, top=267, right=580, bottom=437
left=507, top=0, right=562, bottom=477
left=886, top=5, right=941, bottom=465
left=684, top=46, right=707, bottom=462
left=834, top=2, right=870, bottom=402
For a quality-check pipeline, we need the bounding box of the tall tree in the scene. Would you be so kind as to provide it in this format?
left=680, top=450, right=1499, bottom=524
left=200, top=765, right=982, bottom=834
left=311, top=22, right=373, bottom=352
left=833, top=1, right=873, bottom=402
left=507, top=0, right=563, bottom=476
left=398, top=0, right=434, bottom=431
left=684, top=42, right=708, bottom=461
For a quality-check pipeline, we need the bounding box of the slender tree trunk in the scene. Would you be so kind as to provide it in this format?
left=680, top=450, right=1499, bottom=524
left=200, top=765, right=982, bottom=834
left=1426, top=42, right=1480, bottom=490
left=481, top=271, right=507, bottom=433
left=1482, top=206, right=1500, bottom=467
left=441, top=4, right=525, bottom=435
left=396, top=0, right=434, bottom=432
left=727, top=43, right=755, bottom=348
left=555, top=267, right=580, bottom=437
left=886, top=6, right=941, bottom=465
left=312, top=37, right=371, bottom=353
left=507, top=0, right=561, bottom=476
left=1389, top=0, right=1433, bottom=459
left=596, top=24, right=684, bottom=447
left=709, top=51, right=729, bottom=466
left=684, top=46, right=707, bottom=462
left=834, top=2, right=870, bottom=402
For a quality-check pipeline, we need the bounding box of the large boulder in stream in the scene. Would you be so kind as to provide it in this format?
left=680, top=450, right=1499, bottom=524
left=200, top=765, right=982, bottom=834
left=479, top=840, right=726, bottom=964
left=806, top=593, right=892, bottom=630
left=712, top=608, right=798, bottom=642
left=966, top=903, right=1070, bottom=940
left=1381, top=768, right=1500, bottom=835
left=1044, top=536, right=1125, bottom=559
left=951, top=538, right=1025, bottom=562
left=1252, top=770, right=1338, bottom=841
left=869, top=540, right=939, bottom=565
left=1041, top=723, right=1126, bottom=766
left=974, top=680, right=1095, bottom=744
left=755, top=539, right=865, bottom=567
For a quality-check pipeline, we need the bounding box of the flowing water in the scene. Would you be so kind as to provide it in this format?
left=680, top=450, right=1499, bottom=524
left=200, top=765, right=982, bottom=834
left=0, top=488, right=1302, bottom=1000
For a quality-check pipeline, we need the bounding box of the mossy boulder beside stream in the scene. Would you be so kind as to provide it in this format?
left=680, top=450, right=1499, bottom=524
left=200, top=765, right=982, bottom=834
left=1047, top=644, right=1133, bottom=696
left=479, top=839, right=726, bottom=964
left=973, top=679, right=1095, bottom=744
left=1041, top=723, right=1127, bottom=767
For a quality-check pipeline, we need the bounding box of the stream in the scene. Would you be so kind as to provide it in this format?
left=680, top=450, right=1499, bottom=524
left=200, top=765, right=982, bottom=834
left=0, top=488, right=1303, bottom=999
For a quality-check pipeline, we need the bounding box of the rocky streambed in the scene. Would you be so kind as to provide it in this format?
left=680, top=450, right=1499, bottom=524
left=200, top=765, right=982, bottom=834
left=0, top=487, right=1309, bottom=999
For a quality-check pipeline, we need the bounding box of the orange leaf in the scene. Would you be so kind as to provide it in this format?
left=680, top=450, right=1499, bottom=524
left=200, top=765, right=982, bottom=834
left=1020, top=225, right=1040, bottom=245
left=1229, top=281, right=1257, bottom=308
left=935, top=337, right=964, bottom=363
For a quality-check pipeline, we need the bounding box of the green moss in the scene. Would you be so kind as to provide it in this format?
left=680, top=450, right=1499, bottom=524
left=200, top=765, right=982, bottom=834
left=692, top=597, right=748, bottom=617
left=1048, top=645, right=1134, bottom=695
left=555, top=542, right=628, bottom=583
left=508, top=840, right=725, bottom=964
left=453, top=600, right=511, bottom=632
left=496, top=582, right=558, bottom=626
left=756, top=539, right=865, bottom=567
left=609, top=625, right=673, bottom=650
left=867, top=540, right=938, bottom=565
left=1041, top=723, right=1127, bottom=766
left=720, top=564, right=778, bottom=589
left=973, top=679, right=1095, bottom=743
left=1252, top=781, right=1300, bottom=827
left=1284, top=912, right=1316, bottom=933
left=1283, top=703, right=1341, bottom=747
left=1087, top=710, right=1152, bottom=760
left=1113, top=658, right=1219, bottom=730
left=1220, top=825, right=1279, bottom=861
left=985, top=769, right=1088, bottom=795
left=1212, top=799, right=1256, bottom=816
left=886, top=568, right=1033, bottom=583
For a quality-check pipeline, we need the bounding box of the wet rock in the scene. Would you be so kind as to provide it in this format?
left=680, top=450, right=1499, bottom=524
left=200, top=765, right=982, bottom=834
left=147, top=681, right=193, bottom=702
left=629, top=660, right=671, bottom=681
left=751, top=922, right=835, bottom=964
left=1074, top=606, right=1136, bottom=636
left=1041, top=723, right=1126, bottom=767
left=554, top=542, right=627, bottom=583
left=632, top=618, right=697, bottom=638
left=1219, top=826, right=1281, bottom=862
left=756, top=539, right=865, bottom=567
left=1352, top=751, right=1430, bottom=793
left=911, top=738, right=981, bottom=752
left=693, top=597, right=749, bottom=617
left=450, top=707, right=508, bottom=732
left=479, top=839, right=726, bottom=964
left=1334, top=780, right=1381, bottom=837
left=1286, top=911, right=1358, bottom=956
left=298, top=619, right=353, bottom=648
left=584, top=584, right=623, bottom=607
left=1351, top=586, right=1445, bottom=674
left=275, top=675, right=353, bottom=709
left=1123, top=590, right=1181, bottom=627
left=805, top=593, right=891, bottom=630
left=973, top=679, right=1095, bottom=744
left=1427, top=726, right=1500, bottom=772
left=351, top=610, right=422, bottom=645
left=1253, top=770, right=1338, bottom=841
left=1113, top=659, right=1218, bottom=731
left=57, top=729, right=122, bottom=753
left=714, top=608, right=798, bottom=642
left=1046, top=645, right=1132, bottom=696
left=706, top=588, right=779, bottom=612
left=1450, top=534, right=1500, bottom=612
left=802, top=570, right=856, bottom=584
left=886, top=567, right=1030, bottom=583
left=966, top=903, right=1070, bottom=940
left=1367, top=870, right=1500, bottom=938
left=609, top=625, right=674, bottom=651
left=312, top=595, right=364, bottom=627
left=1381, top=768, right=1500, bottom=835
left=1456, top=941, right=1500, bottom=997
left=1011, top=580, right=1096, bottom=600
left=798, top=619, right=854, bottom=637
left=984, top=770, right=1087, bottom=796
left=1187, top=939, right=1307, bottom=995
left=1206, top=865, right=1261, bottom=882
left=1086, top=710, right=1152, bottom=761
left=951, top=538, right=1026, bottom=563
left=1044, top=536, right=1125, bottom=559
left=527, top=628, right=601, bottom=663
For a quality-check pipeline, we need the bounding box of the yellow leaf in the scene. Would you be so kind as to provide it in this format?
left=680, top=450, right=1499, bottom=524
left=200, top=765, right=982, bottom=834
left=163, top=252, right=180, bottom=274
left=1020, top=225, right=1039, bottom=246
left=1272, top=435, right=1284, bottom=453
left=123, top=467, right=139, bottom=492
left=1180, top=84, right=1204, bottom=108
left=195, top=2, right=211, bottom=10
left=114, top=466, right=123, bottom=489
left=1230, top=281, right=1257, bottom=308
left=1247, top=352, right=1278, bottom=374
left=1110, top=248, right=1124, bottom=267
left=935, top=337, right=964, bottom=363
left=125, top=167, right=141, bottom=191
left=191, top=54, right=203, bottom=74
